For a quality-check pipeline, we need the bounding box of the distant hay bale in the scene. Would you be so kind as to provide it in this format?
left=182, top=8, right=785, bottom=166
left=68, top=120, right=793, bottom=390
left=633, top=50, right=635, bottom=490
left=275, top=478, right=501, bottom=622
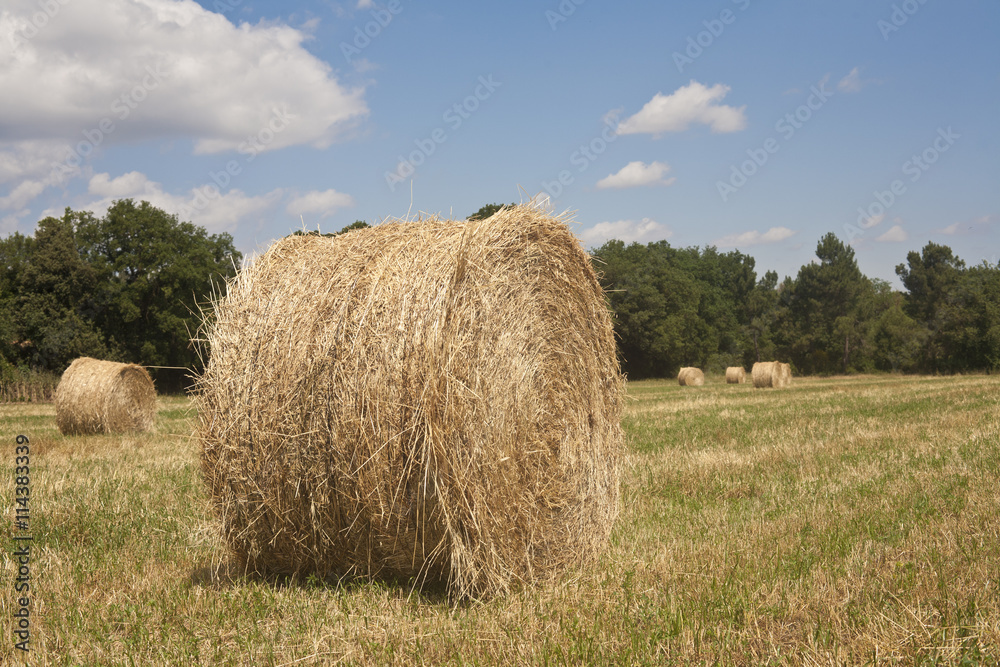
left=725, top=367, right=746, bottom=384
left=678, top=367, right=704, bottom=386
left=196, top=204, right=625, bottom=599
left=751, top=361, right=777, bottom=388
left=54, top=357, right=156, bottom=435
left=751, top=361, right=791, bottom=389
left=779, top=362, right=792, bottom=388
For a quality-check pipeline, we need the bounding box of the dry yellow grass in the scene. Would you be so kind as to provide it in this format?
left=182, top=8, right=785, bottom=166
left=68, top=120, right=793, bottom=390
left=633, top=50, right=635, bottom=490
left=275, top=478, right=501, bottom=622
left=3, top=374, right=998, bottom=664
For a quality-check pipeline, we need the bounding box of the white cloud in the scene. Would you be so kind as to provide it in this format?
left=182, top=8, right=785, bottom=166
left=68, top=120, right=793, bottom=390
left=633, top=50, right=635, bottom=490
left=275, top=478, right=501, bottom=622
left=837, top=67, right=864, bottom=93
left=0, top=179, right=45, bottom=211
left=859, top=213, right=885, bottom=229
left=0, top=140, right=78, bottom=186
left=0, top=0, right=367, bottom=154
left=713, top=227, right=796, bottom=248
left=938, top=215, right=995, bottom=236
left=356, top=0, right=376, bottom=7
left=88, top=171, right=153, bottom=198
left=50, top=170, right=284, bottom=234
left=617, top=81, right=746, bottom=136
left=579, top=218, right=670, bottom=247
left=596, top=161, right=675, bottom=189
left=286, top=189, right=356, bottom=219
left=875, top=225, right=907, bottom=242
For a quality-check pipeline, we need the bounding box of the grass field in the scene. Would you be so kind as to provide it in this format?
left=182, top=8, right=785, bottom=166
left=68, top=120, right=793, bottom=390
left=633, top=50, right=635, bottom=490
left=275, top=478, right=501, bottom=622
left=2, top=374, right=999, bottom=665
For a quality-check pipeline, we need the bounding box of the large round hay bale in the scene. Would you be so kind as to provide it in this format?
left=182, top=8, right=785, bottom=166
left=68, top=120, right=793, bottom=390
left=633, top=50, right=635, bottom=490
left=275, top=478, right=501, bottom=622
left=725, top=366, right=746, bottom=384
left=54, top=357, right=156, bottom=435
left=196, top=205, right=625, bottom=599
left=678, top=367, right=704, bottom=386
left=751, top=361, right=778, bottom=388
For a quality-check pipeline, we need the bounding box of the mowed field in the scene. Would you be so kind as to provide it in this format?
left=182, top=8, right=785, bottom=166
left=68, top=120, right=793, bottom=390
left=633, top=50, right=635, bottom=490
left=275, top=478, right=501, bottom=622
left=2, top=374, right=999, bottom=665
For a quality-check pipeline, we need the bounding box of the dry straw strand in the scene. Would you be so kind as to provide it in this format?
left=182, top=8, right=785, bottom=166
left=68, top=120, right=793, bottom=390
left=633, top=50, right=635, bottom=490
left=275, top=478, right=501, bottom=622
left=196, top=204, right=625, bottom=599
left=54, top=357, right=157, bottom=435
left=678, top=367, right=704, bottom=387
left=725, top=366, right=746, bottom=384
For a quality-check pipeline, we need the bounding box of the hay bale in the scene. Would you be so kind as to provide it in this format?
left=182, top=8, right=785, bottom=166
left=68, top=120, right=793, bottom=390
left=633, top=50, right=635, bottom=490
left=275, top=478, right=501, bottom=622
left=751, top=361, right=777, bottom=388
left=725, top=366, right=746, bottom=384
left=779, top=362, right=792, bottom=388
left=54, top=357, right=156, bottom=435
left=752, top=361, right=791, bottom=389
left=196, top=204, right=625, bottom=599
left=678, top=367, right=704, bottom=386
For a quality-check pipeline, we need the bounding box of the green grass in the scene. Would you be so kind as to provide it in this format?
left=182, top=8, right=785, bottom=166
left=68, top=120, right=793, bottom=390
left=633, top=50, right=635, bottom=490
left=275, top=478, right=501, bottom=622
left=2, top=376, right=1000, bottom=665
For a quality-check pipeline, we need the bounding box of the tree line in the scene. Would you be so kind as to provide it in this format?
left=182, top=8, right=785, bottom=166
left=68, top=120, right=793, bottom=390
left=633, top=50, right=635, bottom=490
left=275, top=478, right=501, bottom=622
left=0, top=200, right=241, bottom=393
left=593, top=232, right=1000, bottom=378
left=2, top=200, right=997, bottom=396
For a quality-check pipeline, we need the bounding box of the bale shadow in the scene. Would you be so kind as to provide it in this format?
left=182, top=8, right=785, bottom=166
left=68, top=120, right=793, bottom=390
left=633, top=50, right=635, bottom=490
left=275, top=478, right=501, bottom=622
left=189, top=559, right=453, bottom=605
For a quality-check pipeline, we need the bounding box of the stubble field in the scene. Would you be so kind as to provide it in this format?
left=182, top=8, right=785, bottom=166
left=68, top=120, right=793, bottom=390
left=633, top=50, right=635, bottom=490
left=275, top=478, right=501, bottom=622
left=2, top=374, right=999, bottom=665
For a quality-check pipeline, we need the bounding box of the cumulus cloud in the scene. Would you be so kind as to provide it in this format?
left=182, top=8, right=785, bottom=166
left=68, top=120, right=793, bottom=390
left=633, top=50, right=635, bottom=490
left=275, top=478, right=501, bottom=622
left=579, top=218, right=670, bottom=247
left=713, top=227, right=796, bottom=248
left=596, top=161, right=675, bottom=189
left=52, top=170, right=284, bottom=234
left=0, top=0, right=367, bottom=154
left=617, top=81, right=746, bottom=137
left=0, top=0, right=368, bottom=217
left=286, top=189, right=356, bottom=219
left=356, top=0, right=376, bottom=7
left=875, top=224, right=908, bottom=242
left=0, top=179, right=46, bottom=211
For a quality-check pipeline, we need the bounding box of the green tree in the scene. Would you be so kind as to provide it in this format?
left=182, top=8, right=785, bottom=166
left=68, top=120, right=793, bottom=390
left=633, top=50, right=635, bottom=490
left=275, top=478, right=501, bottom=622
left=13, top=211, right=108, bottom=370
left=0, top=231, right=33, bottom=367
left=868, top=299, right=926, bottom=372
left=292, top=220, right=370, bottom=238
left=783, top=233, right=871, bottom=374
left=896, top=242, right=965, bottom=323
left=939, top=261, right=1000, bottom=371
left=895, top=242, right=966, bottom=371
left=592, top=240, right=753, bottom=378
left=745, top=270, right=779, bottom=363
left=468, top=203, right=515, bottom=221
left=76, top=199, right=241, bottom=373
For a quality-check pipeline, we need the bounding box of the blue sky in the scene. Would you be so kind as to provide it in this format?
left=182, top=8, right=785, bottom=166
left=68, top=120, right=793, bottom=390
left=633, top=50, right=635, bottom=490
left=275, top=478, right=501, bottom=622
left=1, top=0, right=997, bottom=285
